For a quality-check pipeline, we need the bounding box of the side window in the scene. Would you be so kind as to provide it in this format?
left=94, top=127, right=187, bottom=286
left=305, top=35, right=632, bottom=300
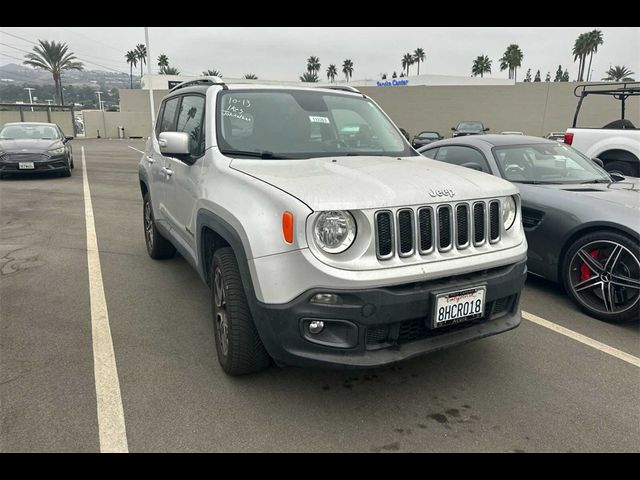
left=175, top=95, right=206, bottom=159
left=157, top=97, right=180, bottom=135
left=420, top=148, right=439, bottom=159
left=435, top=146, right=491, bottom=173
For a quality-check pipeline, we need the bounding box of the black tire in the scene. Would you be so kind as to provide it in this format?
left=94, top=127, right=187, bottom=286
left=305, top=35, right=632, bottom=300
left=143, top=192, right=176, bottom=259
left=562, top=231, right=640, bottom=323
left=70, top=156, right=74, bottom=169
left=61, top=168, right=71, bottom=177
left=604, top=161, right=637, bottom=178
left=211, top=247, right=271, bottom=375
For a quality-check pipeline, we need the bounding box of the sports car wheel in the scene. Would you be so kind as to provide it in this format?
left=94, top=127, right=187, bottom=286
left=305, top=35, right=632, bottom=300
left=564, top=232, right=640, bottom=323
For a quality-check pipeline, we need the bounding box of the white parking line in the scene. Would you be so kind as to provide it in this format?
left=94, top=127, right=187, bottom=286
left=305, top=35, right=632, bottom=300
left=82, top=146, right=129, bottom=453
left=127, top=145, right=145, bottom=154
left=522, top=310, right=640, bottom=368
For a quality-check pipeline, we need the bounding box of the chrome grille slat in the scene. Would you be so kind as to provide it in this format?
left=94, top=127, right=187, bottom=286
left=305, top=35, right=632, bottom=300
left=375, top=199, right=502, bottom=260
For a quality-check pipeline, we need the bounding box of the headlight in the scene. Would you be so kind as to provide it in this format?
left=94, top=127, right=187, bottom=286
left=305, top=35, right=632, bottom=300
left=502, top=195, right=517, bottom=230
left=47, top=146, right=65, bottom=156
left=313, top=211, right=356, bottom=254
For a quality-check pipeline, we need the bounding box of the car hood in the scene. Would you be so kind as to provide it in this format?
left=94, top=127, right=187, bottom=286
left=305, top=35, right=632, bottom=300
left=0, top=138, right=62, bottom=153
left=230, top=155, right=516, bottom=210
left=521, top=181, right=640, bottom=210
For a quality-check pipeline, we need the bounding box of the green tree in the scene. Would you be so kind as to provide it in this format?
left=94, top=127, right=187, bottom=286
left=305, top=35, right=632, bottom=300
left=573, top=32, right=591, bottom=81
left=585, top=29, right=604, bottom=81
left=471, top=55, right=492, bottom=78
left=163, top=66, right=180, bottom=75
left=392, top=71, right=397, bottom=79
left=326, top=64, right=337, bottom=83
left=602, top=65, right=635, bottom=81
left=524, top=68, right=532, bottom=82
left=23, top=40, right=84, bottom=105
left=307, top=56, right=321, bottom=74
left=202, top=69, right=222, bottom=77
left=300, top=71, right=319, bottom=82
left=499, top=44, right=524, bottom=81
left=125, top=50, right=138, bottom=88
left=534, top=70, right=541, bottom=82
left=243, top=73, right=258, bottom=79
left=562, top=69, right=569, bottom=82
left=401, top=53, right=414, bottom=76
left=135, top=44, right=147, bottom=79
left=342, top=59, right=354, bottom=82
left=413, top=48, right=425, bottom=75
left=554, top=65, right=563, bottom=82
left=157, top=54, right=169, bottom=74
left=545, top=72, right=551, bottom=82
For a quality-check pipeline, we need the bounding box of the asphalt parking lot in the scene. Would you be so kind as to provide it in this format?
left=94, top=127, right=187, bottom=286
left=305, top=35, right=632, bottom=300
left=1, top=138, right=638, bottom=452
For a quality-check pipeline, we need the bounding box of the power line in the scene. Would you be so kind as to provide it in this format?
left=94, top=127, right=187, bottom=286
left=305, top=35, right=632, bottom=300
left=58, top=27, right=126, bottom=54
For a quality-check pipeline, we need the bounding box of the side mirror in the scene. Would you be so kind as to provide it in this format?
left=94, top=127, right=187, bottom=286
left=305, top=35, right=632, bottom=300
left=451, top=127, right=456, bottom=131
left=609, top=173, right=625, bottom=182
left=484, top=127, right=490, bottom=131
left=158, top=131, right=190, bottom=155
left=591, top=157, right=604, bottom=168
left=461, top=162, right=484, bottom=172
left=64, top=136, right=74, bottom=142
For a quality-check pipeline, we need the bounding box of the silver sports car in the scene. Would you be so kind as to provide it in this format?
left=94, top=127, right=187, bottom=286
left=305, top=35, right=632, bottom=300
left=418, top=135, right=639, bottom=323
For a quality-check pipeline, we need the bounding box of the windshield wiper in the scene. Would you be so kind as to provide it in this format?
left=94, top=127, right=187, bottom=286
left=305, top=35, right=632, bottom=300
left=578, top=179, right=612, bottom=184
left=220, top=149, right=289, bottom=159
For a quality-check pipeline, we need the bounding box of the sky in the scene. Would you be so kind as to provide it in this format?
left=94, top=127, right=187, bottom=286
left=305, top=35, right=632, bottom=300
left=1, top=27, right=638, bottom=82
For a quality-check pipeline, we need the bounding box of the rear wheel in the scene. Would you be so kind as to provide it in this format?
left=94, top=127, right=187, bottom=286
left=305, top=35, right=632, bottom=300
left=604, top=161, right=637, bottom=178
left=211, top=247, right=271, bottom=375
left=563, top=231, right=640, bottom=323
left=143, top=192, right=176, bottom=259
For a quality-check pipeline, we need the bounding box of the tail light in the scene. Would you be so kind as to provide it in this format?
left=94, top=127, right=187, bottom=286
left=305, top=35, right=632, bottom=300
left=564, top=132, right=574, bottom=145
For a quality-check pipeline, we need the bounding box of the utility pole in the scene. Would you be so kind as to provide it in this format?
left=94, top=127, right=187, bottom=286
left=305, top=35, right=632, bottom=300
left=145, top=27, right=156, bottom=133
left=25, top=87, right=35, bottom=111
left=96, top=91, right=104, bottom=111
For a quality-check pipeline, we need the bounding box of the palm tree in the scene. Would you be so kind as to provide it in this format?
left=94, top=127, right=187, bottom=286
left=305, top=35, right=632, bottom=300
left=413, top=48, right=425, bottom=75
left=135, top=44, right=147, bottom=78
left=602, top=65, right=635, bottom=81
left=163, top=66, right=180, bottom=75
left=342, top=59, right=354, bottom=82
left=585, top=29, right=604, bottom=81
left=307, top=56, right=321, bottom=74
left=326, top=64, right=337, bottom=83
left=401, top=53, right=414, bottom=76
left=23, top=40, right=83, bottom=105
left=243, top=73, right=258, bottom=79
left=203, top=69, right=222, bottom=77
left=471, top=55, right=492, bottom=78
left=573, top=33, right=590, bottom=81
left=125, top=50, right=138, bottom=88
left=499, top=44, right=523, bottom=81
left=300, top=71, right=319, bottom=82
left=157, top=54, right=169, bottom=74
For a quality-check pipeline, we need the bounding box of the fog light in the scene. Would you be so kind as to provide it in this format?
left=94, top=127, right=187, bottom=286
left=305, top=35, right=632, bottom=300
left=310, top=293, right=341, bottom=305
left=308, top=320, right=325, bottom=334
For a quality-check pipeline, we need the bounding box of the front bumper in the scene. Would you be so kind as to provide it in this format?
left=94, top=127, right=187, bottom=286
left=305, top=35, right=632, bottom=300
left=251, top=258, right=527, bottom=368
left=0, top=155, right=69, bottom=174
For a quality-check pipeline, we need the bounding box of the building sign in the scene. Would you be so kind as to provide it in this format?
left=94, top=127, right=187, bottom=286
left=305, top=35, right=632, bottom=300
left=376, top=79, right=409, bottom=87
left=168, top=80, right=182, bottom=89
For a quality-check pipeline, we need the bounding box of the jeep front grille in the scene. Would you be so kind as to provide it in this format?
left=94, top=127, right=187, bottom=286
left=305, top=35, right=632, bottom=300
left=375, top=200, right=501, bottom=260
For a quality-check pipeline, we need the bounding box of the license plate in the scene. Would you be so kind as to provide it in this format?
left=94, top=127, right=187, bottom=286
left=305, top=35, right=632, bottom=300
left=18, top=162, right=35, bottom=169
left=433, top=286, right=486, bottom=328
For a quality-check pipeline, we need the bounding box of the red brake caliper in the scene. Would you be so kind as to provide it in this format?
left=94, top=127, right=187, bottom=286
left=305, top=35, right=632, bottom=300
left=580, top=249, right=600, bottom=281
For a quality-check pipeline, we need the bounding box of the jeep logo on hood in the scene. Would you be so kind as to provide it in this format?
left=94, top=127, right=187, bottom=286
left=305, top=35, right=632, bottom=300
left=429, top=188, right=455, bottom=198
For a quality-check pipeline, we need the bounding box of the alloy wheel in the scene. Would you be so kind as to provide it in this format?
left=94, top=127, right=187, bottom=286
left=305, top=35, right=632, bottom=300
left=213, top=267, right=230, bottom=356
left=568, top=240, right=640, bottom=315
left=144, top=201, right=154, bottom=250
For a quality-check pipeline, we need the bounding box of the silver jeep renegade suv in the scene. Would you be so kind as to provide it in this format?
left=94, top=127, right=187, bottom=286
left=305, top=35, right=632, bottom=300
left=138, top=77, right=528, bottom=375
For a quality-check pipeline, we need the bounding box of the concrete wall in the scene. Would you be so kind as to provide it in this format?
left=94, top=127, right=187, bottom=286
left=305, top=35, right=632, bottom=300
left=0, top=110, right=75, bottom=136
left=76, top=83, right=639, bottom=139
left=360, top=82, right=639, bottom=138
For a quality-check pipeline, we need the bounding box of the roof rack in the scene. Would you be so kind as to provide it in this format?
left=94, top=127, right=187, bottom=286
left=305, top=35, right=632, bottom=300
left=317, top=85, right=361, bottom=94
left=571, top=82, right=640, bottom=127
left=169, top=76, right=226, bottom=92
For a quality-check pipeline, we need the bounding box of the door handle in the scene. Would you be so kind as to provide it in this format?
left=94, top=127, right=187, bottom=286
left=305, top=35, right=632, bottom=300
left=145, top=155, right=155, bottom=164
left=161, top=166, right=173, bottom=177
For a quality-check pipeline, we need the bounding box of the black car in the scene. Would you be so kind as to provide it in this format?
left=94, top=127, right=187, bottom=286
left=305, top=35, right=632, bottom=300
left=0, top=122, right=74, bottom=178
left=411, top=131, right=442, bottom=149
left=452, top=121, right=489, bottom=137
left=418, top=135, right=640, bottom=323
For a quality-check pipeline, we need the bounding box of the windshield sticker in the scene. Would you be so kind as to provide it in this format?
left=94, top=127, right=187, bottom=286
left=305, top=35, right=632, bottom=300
left=309, top=116, right=330, bottom=124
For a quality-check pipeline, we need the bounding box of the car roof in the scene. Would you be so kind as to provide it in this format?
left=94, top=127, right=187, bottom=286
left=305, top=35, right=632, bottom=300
left=418, top=134, right=556, bottom=151
left=3, top=122, right=58, bottom=127
left=165, top=83, right=364, bottom=99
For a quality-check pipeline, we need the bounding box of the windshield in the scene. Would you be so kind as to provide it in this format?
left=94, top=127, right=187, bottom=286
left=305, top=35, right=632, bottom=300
left=216, top=89, right=415, bottom=159
left=493, top=143, right=611, bottom=184
left=0, top=124, right=60, bottom=140
left=457, top=122, right=483, bottom=132
left=418, top=132, right=439, bottom=139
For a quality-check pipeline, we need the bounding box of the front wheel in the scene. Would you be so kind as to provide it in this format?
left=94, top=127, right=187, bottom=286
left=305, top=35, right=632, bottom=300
left=211, top=247, right=271, bottom=375
left=143, top=192, right=176, bottom=259
left=563, top=231, right=640, bottom=323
